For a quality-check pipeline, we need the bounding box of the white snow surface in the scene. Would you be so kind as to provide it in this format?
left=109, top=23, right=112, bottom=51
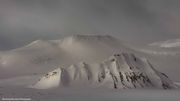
left=29, top=68, right=61, bottom=89
left=1, top=87, right=180, bottom=101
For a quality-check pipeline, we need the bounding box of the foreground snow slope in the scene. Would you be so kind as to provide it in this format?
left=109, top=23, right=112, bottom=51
left=1, top=87, right=180, bottom=101
left=31, top=53, right=176, bottom=89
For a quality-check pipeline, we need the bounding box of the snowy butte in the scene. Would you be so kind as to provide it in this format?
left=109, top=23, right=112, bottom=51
left=0, top=35, right=176, bottom=90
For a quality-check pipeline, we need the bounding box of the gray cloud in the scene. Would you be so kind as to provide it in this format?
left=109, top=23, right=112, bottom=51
left=0, top=0, right=180, bottom=50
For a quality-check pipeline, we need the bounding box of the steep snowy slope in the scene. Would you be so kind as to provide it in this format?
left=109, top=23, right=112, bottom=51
left=31, top=53, right=175, bottom=89
left=126, top=39, right=180, bottom=82
left=29, top=68, right=61, bottom=89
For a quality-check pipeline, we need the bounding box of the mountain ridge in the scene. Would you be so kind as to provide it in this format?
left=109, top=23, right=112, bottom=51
left=30, top=52, right=176, bottom=90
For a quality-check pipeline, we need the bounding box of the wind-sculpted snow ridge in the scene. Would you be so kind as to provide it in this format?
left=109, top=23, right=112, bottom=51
left=30, top=53, right=176, bottom=90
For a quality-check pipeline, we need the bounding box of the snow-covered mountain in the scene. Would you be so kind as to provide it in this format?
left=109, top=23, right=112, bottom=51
left=0, top=35, right=178, bottom=90
left=30, top=52, right=176, bottom=90
left=0, top=35, right=131, bottom=78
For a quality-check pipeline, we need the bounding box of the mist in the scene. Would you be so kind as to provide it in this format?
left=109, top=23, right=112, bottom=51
left=0, top=0, right=180, bottom=50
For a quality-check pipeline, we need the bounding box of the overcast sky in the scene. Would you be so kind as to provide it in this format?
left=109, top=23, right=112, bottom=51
left=0, top=0, right=180, bottom=50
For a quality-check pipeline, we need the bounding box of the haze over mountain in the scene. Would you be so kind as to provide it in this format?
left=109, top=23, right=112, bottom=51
left=0, top=0, right=180, bottom=101
left=0, top=35, right=177, bottom=90
left=0, top=35, right=130, bottom=77
left=0, top=0, right=180, bottom=50
left=0, top=35, right=179, bottom=101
